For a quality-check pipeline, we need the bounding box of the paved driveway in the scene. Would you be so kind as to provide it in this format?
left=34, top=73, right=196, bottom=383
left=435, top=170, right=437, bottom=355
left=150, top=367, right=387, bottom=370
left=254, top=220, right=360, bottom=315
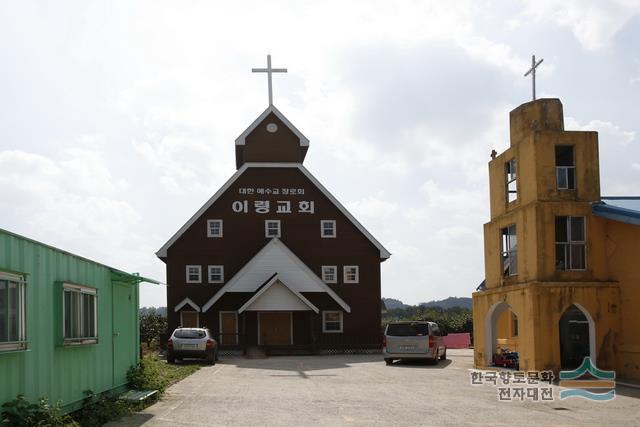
left=115, top=350, right=640, bottom=426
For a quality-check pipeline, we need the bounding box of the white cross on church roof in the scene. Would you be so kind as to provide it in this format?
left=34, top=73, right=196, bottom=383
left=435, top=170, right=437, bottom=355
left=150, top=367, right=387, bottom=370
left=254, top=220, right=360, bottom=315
left=252, top=54, right=287, bottom=106
left=524, top=54, right=544, bottom=101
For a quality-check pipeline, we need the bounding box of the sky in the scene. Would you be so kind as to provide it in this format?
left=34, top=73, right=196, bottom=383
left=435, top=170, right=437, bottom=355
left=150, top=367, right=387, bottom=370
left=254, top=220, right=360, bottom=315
left=1, top=1, right=639, bottom=307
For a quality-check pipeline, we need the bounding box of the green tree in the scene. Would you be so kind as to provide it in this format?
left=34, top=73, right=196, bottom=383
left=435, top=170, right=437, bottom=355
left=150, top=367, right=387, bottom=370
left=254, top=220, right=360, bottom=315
left=139, top=310, right=167, bottom=348
left=382, top=305, right=473, bottom=334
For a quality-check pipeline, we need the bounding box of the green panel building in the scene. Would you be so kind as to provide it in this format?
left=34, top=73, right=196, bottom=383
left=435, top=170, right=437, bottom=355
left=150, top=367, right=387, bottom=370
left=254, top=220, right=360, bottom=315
left=0, top=228, right=158, bottom=413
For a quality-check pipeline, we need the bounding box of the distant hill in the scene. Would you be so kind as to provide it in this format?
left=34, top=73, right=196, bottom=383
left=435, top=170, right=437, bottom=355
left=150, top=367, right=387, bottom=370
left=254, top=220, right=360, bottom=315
left=419, top=297, right=472, bottom=310
left=382, top=298, right=408, bottom=309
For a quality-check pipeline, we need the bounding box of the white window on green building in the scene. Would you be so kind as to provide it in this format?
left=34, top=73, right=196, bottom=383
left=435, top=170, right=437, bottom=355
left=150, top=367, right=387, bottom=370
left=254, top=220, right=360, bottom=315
left=63, top=283, right=97, bottom=344
left=0, top=272, right=27, bottom=351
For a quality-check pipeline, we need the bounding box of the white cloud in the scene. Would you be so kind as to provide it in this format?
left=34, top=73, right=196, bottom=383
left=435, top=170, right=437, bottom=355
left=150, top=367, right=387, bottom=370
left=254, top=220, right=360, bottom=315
left=420, top=180, right=484, bottom=212
left=132, top=135, right=229, bottom=195
left=523, top=0, right=640, bottom=51
left=565, top=117, right=636, bottom=146
left=564, top=117, right=640, bottom=195
left=344, top=195, right=400, bottom=221
left=0, top=148, right=151, bottom=277
left=1, top=2, right=638, bottom=307
left=0, top=147, right=125, bottom=199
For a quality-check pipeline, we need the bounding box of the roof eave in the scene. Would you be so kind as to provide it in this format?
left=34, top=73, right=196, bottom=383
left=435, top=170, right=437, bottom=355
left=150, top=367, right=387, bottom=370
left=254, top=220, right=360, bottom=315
left=592, top=202, right=640, bottom=226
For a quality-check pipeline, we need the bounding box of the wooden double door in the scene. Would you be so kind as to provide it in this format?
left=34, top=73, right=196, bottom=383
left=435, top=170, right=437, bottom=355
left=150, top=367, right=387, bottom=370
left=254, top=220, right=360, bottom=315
left=220, top=312, right=238, bottom=345
left=259, top=312, right=292, bottom=346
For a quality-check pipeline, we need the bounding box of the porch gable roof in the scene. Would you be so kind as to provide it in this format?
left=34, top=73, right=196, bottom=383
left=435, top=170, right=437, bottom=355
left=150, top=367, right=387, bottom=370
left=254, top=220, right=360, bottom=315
left=174, top=297, right=201, bottom=312
left=201, top=238, right=350, bottom=313
left=237, top=274, right=319, bottom=314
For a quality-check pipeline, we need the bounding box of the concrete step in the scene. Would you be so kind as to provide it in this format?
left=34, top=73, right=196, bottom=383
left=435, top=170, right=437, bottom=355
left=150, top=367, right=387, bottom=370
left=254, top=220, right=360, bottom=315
left=245, top=346, right=267, bottom=359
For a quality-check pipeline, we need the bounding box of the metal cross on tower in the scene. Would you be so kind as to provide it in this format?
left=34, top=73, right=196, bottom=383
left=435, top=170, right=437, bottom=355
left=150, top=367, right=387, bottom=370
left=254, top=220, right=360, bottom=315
left=252, top=54, right=287, bottom=106
left=524, top=54, right=544, bottom=101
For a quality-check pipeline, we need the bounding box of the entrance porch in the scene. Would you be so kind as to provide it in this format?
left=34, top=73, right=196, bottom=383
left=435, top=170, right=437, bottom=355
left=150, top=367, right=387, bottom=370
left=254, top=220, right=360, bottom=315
left=472, top=281, right=620, bottom=374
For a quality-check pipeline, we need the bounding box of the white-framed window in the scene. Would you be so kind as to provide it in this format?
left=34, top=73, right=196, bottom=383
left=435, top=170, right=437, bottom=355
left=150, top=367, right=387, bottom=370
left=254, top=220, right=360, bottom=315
left=321, top=220, right=336, bottom=238
left=343, top=266, right=359, bottom=284
left=322, top=311, right=343, bottom=333
left=207, top=219, right=223, bottom=238
left=186, top=265, right=202, bottom=283
left=265, top=220, right=281, bottom=238
left=63, top=283, right=97, bottom=345
left=0, top=272, right=27, bottom=351
left=321, top=266, right=337, bottom=284
left=556, top=216, right=586, bottom=271
left=501, top=225, right=517, bottom=277
left=208, top=265, right=224, bottom=284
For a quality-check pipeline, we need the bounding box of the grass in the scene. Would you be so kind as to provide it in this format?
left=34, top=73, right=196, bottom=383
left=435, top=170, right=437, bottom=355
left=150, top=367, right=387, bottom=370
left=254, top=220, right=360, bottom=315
left=127, top=353, right=200, bottom=394
left=1, top=352, right=200, bottom=427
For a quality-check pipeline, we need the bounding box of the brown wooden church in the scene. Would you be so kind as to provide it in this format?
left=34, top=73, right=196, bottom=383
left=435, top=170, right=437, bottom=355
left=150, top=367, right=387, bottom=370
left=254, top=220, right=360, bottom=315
left=157, top=62, right=390, bottom=353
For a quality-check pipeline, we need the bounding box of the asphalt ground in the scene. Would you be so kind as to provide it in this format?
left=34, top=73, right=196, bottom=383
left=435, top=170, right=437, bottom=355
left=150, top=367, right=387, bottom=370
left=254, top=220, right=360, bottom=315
left=111, top=349, right=640, bottom=426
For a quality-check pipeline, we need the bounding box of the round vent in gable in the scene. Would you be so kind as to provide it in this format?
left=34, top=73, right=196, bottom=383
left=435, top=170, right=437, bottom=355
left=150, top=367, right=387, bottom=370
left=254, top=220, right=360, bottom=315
left=266, top=123, right=278, bottom=133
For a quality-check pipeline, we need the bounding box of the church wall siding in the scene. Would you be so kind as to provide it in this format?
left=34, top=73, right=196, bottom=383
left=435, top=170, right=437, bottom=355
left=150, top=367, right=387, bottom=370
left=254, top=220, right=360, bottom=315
left=164, top=167, right=383, bottom=350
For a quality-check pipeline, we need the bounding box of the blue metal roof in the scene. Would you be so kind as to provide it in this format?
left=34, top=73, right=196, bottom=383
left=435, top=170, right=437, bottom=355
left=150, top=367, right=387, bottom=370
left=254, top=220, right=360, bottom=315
left=601, top=196, right=640, bottom=211
left=593, top=197, right=640, bottom=226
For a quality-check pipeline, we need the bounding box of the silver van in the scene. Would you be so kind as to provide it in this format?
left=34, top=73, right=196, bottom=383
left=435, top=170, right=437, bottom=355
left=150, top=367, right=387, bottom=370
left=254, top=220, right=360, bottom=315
left=383, top=321, right=447, bottom=365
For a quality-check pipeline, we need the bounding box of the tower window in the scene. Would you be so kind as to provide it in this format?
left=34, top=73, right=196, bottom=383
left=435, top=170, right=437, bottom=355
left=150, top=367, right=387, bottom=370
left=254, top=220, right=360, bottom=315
left=505, top=159, right=517, bottom=203
left=556, top=146, right=575, bottom=190
left=555, top=216, right=586, bottom=270
left=501, top=225, right=517, bottom=276
left=265, top=220, right=281, bottom=238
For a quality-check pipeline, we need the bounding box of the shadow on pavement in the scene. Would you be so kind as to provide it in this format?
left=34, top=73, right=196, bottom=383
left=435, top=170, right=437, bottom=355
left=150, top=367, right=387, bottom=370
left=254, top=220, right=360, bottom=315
left=216, top=353, right=384, bottom=372
left=613, top=383, right=640, bottom=399
left=387, top=358, right=453, bottom=369
left=105, top=413, right=154, bottom=427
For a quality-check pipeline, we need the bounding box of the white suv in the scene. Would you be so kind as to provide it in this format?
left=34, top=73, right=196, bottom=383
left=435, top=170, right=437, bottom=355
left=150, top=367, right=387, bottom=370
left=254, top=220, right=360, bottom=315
left=167, top=328, right=219, bottom=365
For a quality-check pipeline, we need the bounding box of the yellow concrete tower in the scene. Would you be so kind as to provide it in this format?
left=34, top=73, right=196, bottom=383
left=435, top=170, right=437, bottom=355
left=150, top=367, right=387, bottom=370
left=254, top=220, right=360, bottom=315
left=472, top=98, right=640, bottom=377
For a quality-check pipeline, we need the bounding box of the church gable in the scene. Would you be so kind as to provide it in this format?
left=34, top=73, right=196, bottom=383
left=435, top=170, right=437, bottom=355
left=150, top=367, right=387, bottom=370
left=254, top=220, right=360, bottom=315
left=156, top=163, right=391, bottom=260
left=235, top=106, right=309, bottom=168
